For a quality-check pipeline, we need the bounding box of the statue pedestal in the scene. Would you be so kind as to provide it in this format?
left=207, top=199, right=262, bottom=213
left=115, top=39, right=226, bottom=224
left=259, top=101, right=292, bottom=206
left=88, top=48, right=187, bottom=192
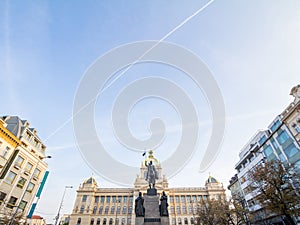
left=135, top=190, right=169, bottom=225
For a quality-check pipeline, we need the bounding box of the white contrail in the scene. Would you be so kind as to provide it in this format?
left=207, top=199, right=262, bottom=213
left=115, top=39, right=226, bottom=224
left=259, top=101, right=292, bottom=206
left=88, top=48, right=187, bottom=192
left=44, top=0, right=216, bottom=142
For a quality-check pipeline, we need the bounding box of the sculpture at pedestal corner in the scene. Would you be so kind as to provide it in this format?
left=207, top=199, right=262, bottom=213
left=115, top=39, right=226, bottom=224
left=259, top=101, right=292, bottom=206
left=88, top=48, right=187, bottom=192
left=159, top=191, right=169, bottom=216
left=145, top=160, right=158, bottom=189
left=135, top=192, right=145, bottom=217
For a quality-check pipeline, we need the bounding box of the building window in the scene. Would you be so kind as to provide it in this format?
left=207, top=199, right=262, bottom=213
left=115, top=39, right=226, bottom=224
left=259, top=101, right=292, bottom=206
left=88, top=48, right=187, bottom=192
left=0, top=191, right=7, bottom=205
left=117, top=206, right=121, bottom=214
left=178, top=218, right=182, bottom=225
left=17, top=177, right=27, bottom=189
left=33, top=168, right=41, bottom=179
left=170, top=206, right=174, bottom=214
left=25, top=162, right=33, bottom=173
left=95, top=196, right=99, bottom=203
left=258, top=135, right=267, bottom=145
left=123, top=196, right=128, bottom=203
left=93, top=206, right=97, bottom=214
left=122, top=206, right=127, bottom=214
left=191, top=218, right=194, bottom=224
left=264, top=145, right=274, bottom=157
left=188, top=205, right=192, bottom=214
left=128, top=206, right=132, bottom=214
left=292, top=124, right=300, bottom=133
left=176, top=206, right=181, bottom=214
left=118, top=196, right=122, bottom=203
left=181, top=196, right=186, bottom=203
left=80, top=206, right=84, bottom=213
left=111, top=206, right=115, bottom=214
left=26, top=182, right=35, bottom=193
left=186, top=195, right=191, bottom=202
left=99, top=206, right=103, bottom=214
left=121, top=218, right=126, bottom=225
left=115, top=218, right=119, bottom=225
left=106, top=196, right=111, bottom=203
left=5, top=171, right=17, bottom=184
left=112, top=196, right=116, bottom=203
left=172, top=218, right=176, bottom=225
left=169, top=196, right=174, bottom=203
left=97, top=218, right=101, bottom=225
left=182, top=206, right=186, bottom=214
left=284, top=143, right=299, bottom=158
left=184, top=218, right=188, bottom=225
left=90, top=218, right=95, bottom=225
left=277, top=130, right=290, bottom=145
left=109, top=218, right=113, bottom=225
left=105, top=206, right=109, bottom=214
left=19, top=200, right=27, bottom=211
left=192, top=195, right=196, bottom=202
left=129, top=196, right=133, bottom=203
left=270, top=119, right=281, bottom=132
left=77, top=218, right=81, bottom=225
left=175, top=195, right=179, bottom=203
left=7, top=196, right=18, bottom=209
left=82, top=195, right=87, bottom=202
left=1, top=146, right=9, bottom=158
left=101, top=196, right=105, bottom=203
left=15, top=155, right=24, bottom=167
left=103, top=218, right=107, bottom=225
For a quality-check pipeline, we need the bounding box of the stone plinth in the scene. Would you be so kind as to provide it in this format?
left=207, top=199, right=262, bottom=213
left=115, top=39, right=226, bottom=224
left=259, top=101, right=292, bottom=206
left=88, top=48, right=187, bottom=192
left=144, top=195, right=160, bottom=218
left=135, top=190, right=170, bottom=225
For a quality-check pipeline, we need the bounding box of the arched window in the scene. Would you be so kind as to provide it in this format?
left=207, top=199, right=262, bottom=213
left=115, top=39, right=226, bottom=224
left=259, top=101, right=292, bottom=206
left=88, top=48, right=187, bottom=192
left=109, top=218, right=113, bottom=225
left=115, top=218, right=119, bottom=225
left=105, top=206, right=109, bottom=214
left=122, top=206, right=127, bottom=214
left=111, top=206, right=115, bottom=214
left=172, top=218, right=176, bottom=225
left=77, top=218, right=81, bottom=225
left=117, top=206, right=121, bottom=214
left=97, top=218, right=101, bottom=225
left=99, top=206, right=103, bottom=214
left=128, top=206, right=132, bottom=214
left=121, top=218, right=126, bottom=225
left=188, top=205, right=192, bottom=214
left=80, top=206, right=84, bottom=213
left=191, top=218, right=194, bottom=224
left=184, top=218, right=188, bottom=225
left=178, top=218, right=182, bottom=225
left=90, top=218, right=95, bottom=225
left=182, top=206, right=186, bottom=214
left=103, top=218, right=107, bottom=225
left=176, top=206, right=181, bottom=214
left=93, top=206, right=97, bottom=214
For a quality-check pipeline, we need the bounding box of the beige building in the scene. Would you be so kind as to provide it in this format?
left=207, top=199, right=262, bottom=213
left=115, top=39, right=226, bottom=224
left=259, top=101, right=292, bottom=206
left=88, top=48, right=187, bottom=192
left=30, top=215, right=46, bottom=225
left=69, top=151, right=225, bottom=225
left=281, top=84, right=300, bottom=145
left=0, top=116, right=49, bottom=222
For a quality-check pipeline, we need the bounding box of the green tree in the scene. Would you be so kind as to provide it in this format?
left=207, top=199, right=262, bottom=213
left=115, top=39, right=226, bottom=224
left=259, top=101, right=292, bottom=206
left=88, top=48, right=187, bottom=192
left=248, top=159, right=300, bottom=225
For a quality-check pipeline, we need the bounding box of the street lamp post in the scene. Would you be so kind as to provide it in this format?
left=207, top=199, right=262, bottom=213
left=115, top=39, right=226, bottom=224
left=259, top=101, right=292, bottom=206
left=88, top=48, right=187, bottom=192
left=9, top=155, right=52, bottom=225
left=54, top=186, right=73, bottom=225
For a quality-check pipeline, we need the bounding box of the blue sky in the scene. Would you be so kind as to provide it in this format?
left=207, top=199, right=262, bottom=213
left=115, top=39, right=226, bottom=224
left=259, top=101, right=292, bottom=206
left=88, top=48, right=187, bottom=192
left=1, top=0, right=300, bottom=223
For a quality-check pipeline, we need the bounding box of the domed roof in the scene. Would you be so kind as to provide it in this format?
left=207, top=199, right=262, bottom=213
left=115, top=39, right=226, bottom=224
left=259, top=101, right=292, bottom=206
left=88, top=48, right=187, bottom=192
left=84, top=176, right=97, bottom=185
left=206, top=175, right=218, bottom=184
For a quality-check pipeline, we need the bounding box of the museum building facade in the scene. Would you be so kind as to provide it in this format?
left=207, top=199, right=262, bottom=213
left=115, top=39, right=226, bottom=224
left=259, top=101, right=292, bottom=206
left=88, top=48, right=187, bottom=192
left=68, top=151, right=225, bottom=225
